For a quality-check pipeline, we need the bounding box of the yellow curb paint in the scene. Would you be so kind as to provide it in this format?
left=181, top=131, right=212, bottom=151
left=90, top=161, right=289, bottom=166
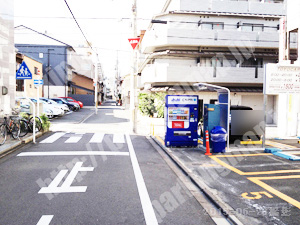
left=266, top=140, right=295, bottom=149
left=248, top=176, right=300, bottom=210
left=155, top=136, right=165, bottom=146
left=240, top=140, right=262, bottom=145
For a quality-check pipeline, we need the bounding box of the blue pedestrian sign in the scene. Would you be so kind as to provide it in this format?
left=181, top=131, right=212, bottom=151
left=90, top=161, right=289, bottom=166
left=34, top=79, right=43, bottom=85
left=16, top=61, right=32, bottom=80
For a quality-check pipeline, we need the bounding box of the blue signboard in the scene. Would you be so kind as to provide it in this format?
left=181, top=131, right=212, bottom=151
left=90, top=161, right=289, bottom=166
left=16, top=61, right=32, bottom=80
left=34, top=79, right=43, bottom=85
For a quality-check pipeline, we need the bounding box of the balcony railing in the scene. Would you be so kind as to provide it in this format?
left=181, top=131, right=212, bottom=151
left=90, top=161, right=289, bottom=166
left=141, top=64, right=264, bottom=85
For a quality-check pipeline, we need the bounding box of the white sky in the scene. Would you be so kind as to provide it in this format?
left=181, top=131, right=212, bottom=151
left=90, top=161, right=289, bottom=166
left=14, top=0, right=165, bottom=78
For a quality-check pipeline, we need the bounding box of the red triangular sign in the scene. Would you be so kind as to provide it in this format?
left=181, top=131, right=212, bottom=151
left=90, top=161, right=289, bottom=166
left=128, top=38, right=140, bottom=50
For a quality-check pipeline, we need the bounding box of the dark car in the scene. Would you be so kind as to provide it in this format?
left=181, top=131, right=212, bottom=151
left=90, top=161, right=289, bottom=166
left=51, top=98, right=80, bottom=112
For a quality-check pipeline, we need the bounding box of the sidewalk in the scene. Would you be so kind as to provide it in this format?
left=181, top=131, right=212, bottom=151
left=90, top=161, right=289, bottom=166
left=0, top=131, right=46, bottom=157
left=151, top=136, right=300, bottom=225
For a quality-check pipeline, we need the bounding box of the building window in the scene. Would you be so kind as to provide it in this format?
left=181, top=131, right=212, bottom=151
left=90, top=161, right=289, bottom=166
left=201, top=22, right=224, bottom=30
left=34, top=67, right=38, bottom=75
left=242, top=23, right=264, bottom=32
left=16, top=80, right=24, bottom=92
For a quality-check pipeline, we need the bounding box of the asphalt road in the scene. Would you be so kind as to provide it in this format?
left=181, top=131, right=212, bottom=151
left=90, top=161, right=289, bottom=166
left=0, top=101, right=215, bottom=225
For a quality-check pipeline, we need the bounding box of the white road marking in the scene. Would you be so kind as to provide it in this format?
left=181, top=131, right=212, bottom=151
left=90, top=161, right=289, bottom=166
left=39, top=162, right=94, bottom=194
left=40, top=133, right=66, bottom=143
left=89, top=133, right=105, bottom=143
left=126, top=134, right=158, bottom=225
left=17, top=151, right=129, bottom=156
left=65, top=136, right=82, bottom=143
left=113, top=133, right=125, bottom=143
left=36, top=215, right=53, bottom=225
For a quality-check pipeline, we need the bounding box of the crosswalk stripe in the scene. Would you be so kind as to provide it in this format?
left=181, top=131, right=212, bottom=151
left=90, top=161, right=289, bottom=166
left=89, top=133, right=105, bottom=143
left=65, top=136, right=82, bottom=143
left=113, top=134, right=125, bottom=144
left=40, top=132, right=66, bottom=143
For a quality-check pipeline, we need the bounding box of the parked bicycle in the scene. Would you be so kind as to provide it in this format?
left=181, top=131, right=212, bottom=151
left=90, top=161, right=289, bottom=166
left=0, top=116, right=21, bottom=145
left=18, top=113, right=43, bottom=138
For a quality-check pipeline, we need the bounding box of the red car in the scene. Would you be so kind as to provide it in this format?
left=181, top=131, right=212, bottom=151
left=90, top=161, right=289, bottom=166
left=59, top=97, right=83, bottom=108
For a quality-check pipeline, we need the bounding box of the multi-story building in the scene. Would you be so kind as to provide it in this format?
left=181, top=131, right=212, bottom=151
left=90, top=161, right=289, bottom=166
left=14, top=26, right=103, bottom=105
left=139, top=0, right=296, bottom=137
left=0, top=0, right=15, bottom=117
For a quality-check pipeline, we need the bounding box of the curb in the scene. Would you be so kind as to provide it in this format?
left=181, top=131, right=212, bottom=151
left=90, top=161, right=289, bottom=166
left=151, top=135, right=244, bottom=225
left=0, top=130, right=49, bottom=157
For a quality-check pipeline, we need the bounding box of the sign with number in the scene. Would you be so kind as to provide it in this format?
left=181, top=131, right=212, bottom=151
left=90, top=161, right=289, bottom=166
left=16, top=61, right=32, bottom=80
left=265, top=63, right=300, bottom=94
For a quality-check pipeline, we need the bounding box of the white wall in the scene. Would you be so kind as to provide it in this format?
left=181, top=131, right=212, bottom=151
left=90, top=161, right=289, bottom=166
left=43, top=86, right=67, bottom=98
left=0, top=0, right=15, bottom=117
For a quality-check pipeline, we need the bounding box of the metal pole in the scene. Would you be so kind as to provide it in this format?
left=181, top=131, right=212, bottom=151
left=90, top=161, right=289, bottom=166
left=130, top=0, right=137, bottom=133
left=27, top=98, right=36, bottom=144
left=95, top=63, right=98, bottom=114
left=47, top=49, right=50, bottom=99
left=37, top=85, right=40, bottom=116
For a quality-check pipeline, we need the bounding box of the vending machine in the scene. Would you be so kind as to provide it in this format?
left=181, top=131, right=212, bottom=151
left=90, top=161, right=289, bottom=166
left=165, top=95, right=199, bottom=147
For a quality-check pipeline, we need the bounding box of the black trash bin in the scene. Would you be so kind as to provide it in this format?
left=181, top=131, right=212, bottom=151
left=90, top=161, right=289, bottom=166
left=210, top=126, right=227, bottom=153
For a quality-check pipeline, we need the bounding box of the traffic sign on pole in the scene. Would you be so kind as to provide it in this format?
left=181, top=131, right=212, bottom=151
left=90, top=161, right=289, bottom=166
left=34, top=79, right=44, bottom=86
left=16, top=61, right=33, bottom=79
left=128, top=38, right=140, bottom=50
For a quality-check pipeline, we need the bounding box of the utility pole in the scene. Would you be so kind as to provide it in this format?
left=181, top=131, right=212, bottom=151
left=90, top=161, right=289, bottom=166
left=130, top=0, right=138, bottom=133
left=94, top=61, right=98, bottom=114
left=47, top=48, right=54, bottom=98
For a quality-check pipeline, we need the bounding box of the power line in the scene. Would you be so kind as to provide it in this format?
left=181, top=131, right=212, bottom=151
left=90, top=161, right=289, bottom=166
left=63, top=0, right=97, bottom=56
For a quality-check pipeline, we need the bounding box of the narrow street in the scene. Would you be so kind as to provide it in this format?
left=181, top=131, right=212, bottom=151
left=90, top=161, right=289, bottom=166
left=0, top=102, right=216, bottom=225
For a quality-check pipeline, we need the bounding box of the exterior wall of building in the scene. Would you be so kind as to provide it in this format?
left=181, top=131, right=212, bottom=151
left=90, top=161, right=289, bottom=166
left=0, top=0, right=15, bottom=116
left=16, top=55, right=43, bottom=98
left=15, top=45, right=69, bottom=98
left=177, top=0, right=286, bottom=15
left=71, top=74, right=94, bottom=95
left=43, top=86, right=67, bottom=98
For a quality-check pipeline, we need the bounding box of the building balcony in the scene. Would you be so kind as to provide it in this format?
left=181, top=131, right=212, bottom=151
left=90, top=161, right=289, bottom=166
left=141, top=28, right=296, bottom=53
left=141, top=64, right=263, bottom=87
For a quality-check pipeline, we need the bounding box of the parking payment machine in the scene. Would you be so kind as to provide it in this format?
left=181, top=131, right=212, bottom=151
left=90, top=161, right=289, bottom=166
left=165, top=95, right=198, bottom=147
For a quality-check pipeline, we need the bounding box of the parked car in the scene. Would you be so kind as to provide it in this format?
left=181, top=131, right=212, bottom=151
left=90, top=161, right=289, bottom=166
left=40, top=97, right=70, bottom=113
left=31, top=98, right=64, bottom=117
left=59, top=97, right=83, bottom=108
left=16, top=97, right=54, bottom=118
left=51, top=98, right=80, bottom=111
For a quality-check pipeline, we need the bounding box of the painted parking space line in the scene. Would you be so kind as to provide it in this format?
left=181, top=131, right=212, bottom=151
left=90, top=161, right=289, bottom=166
left=248, top=175, right=300, bottom=210
left=113, top=134, right=125, bottom=144
left=36, top=215, right=53, bottom=225
left=89, top=133, right=105, bottom=143
left=65, top=136, right=82, bottom=143
left=40, top=133, right=66, bottom=143
left=210, top=154, right=300, bottom=176
left=17, top=151, right=129, bottom=156
left=126, top=134, right=158, bottom=225
left=266, top=140, right=296, bottom=150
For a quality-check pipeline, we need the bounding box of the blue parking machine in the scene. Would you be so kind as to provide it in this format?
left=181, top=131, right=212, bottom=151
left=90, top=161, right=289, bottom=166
left=165, top=95, right=198, bottom=147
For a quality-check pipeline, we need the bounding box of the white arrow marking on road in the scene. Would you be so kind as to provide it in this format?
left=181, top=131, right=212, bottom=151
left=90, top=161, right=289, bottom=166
left=40, top=132, right=66, bottom=143
left=113, top=134, right=125, bottom=143
left=126, top=134, right=158, bottom=225
left=17, top=151, right=129, bottom=156
left=38, top=162, right=94, bottom=194
left=36, top=215, right=53, bottom=225
left=89, top=133, right=105, bottom=143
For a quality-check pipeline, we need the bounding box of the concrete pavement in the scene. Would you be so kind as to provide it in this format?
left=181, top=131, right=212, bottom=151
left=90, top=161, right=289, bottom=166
left=152, top=135, right=300, bottom=225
